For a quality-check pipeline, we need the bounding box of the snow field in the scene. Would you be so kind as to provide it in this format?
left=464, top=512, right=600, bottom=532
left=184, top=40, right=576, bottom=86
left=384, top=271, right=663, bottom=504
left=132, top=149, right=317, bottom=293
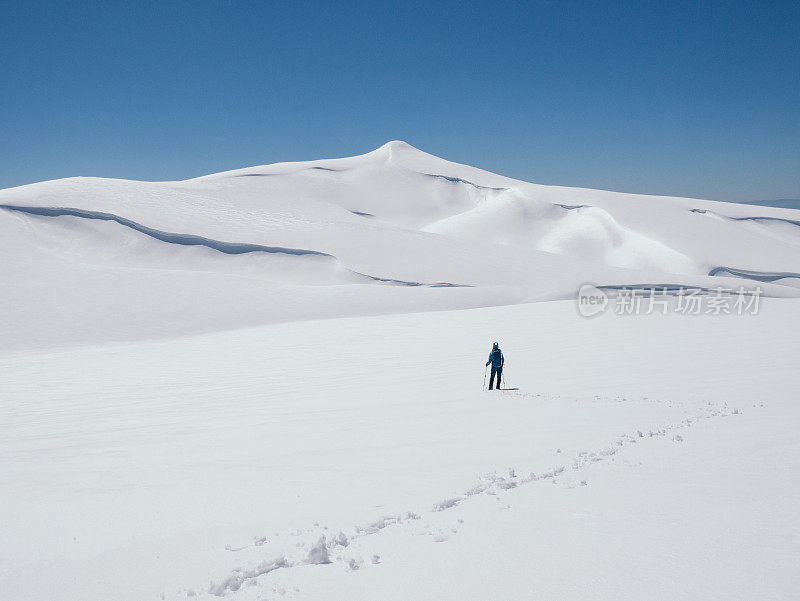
left=1, top=300, right=798, bottom=600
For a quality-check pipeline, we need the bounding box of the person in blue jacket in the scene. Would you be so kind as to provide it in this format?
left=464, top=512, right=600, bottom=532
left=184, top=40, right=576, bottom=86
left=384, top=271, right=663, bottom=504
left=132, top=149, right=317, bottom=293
left=486, top=342, right=504, bottom=390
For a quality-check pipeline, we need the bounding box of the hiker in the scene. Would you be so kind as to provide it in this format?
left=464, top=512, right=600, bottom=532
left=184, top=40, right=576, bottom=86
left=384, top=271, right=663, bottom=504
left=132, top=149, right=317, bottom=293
left=486, top=342, right=504, bottom=390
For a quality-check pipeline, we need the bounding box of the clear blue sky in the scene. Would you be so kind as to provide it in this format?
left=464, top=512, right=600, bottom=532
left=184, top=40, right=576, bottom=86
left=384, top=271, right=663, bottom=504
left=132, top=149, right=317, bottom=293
left=1, top=1, right=798, bottom=201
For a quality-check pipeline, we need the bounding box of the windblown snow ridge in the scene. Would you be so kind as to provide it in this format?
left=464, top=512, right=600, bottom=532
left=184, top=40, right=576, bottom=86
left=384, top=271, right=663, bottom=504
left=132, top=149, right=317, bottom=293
left=1, top=204, right=472, bottom=289
left=555, top=203, right=590, bottom=210
left=421, top=173, right=507, bottom=192
left=708, top=266, right=800, bottom=283
left=599, top=284, right=731, bottom=294
left=232, top=166, right=340, bottom=178
left=691, top=208, right=800, bottom=228
left=0, top=205, right=331, bottom=257
left=355, top=273, right=472, bottom=288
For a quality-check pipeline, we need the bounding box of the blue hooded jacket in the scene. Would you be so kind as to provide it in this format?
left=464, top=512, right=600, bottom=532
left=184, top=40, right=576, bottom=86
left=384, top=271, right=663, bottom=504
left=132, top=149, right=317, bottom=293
left=487, top=344, right=504, bottom=368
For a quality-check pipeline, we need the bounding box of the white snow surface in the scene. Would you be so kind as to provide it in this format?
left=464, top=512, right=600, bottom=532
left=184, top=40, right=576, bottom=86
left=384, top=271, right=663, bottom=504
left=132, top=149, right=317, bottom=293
left=2, top=140, right=799, bottom=350
left=1, top=142, right=798, bottom=600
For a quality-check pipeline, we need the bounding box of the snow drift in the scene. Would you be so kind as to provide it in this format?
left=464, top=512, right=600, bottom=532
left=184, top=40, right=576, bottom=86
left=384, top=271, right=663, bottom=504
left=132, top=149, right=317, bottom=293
left=2, top=140, right=798, bottom=350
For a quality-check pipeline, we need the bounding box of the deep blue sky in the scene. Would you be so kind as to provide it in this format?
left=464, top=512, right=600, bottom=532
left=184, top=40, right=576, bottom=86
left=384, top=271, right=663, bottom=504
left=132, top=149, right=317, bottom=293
left=1, top=1, right=798, bottom=201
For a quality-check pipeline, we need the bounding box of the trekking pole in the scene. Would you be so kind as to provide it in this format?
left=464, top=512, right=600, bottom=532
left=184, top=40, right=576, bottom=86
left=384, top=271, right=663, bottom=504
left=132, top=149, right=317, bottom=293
left=483, top=365, right=488, bottom=390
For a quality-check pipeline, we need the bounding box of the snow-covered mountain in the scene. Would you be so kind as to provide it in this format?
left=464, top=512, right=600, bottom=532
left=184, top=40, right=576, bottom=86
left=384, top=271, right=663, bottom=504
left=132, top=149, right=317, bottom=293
left=1, top=140, right=799, bottom=350
left=2, top=143, right=798, bottom=601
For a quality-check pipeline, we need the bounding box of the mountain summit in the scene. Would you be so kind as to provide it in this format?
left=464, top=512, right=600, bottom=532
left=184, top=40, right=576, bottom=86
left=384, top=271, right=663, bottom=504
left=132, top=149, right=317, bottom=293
left=0, top=144, right=798, bottom=349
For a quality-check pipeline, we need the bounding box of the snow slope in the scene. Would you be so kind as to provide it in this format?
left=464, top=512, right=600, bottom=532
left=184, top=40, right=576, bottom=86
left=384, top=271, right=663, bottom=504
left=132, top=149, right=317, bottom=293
left=1, top=141, right=799, bottom=350
left=2, top=302, right=798, bottom=601
left=1, top=142, right=798, bottom=600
